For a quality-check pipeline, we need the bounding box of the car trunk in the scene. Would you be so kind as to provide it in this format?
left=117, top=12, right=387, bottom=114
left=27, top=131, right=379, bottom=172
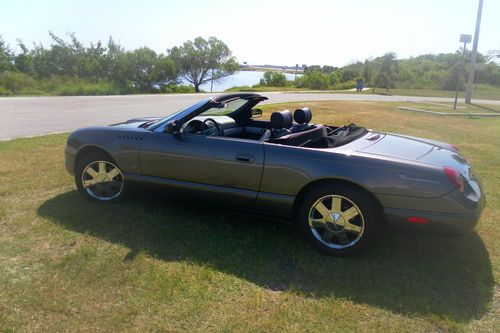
left=358, top=133, right=471, bottom=179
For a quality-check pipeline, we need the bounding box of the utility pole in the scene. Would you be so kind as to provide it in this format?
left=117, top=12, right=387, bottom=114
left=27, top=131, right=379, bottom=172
left=465, top=0, right=484, bottom=104
left=454, top=35, right=471, bottom=110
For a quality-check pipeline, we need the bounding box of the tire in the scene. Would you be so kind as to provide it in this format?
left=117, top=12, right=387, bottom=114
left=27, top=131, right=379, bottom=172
left=297, top=183, right=379, bottom=256
left=75, top=151, right=126, bottom=203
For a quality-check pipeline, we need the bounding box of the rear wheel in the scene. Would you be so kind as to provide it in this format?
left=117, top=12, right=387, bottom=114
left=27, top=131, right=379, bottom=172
left=298, top=184, right=378, bottom=256
left=75, top=152, right=125, bottom=203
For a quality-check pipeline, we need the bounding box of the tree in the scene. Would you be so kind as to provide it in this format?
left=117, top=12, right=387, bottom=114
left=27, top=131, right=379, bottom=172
left=0, top=36, right=13, bottom=74
left=260, top=71, right=286, bottom=87
left=300, top=70, right=329, bottom=90
left=14, top=40, right=34, bottom=75
left=375, top=52, right=398, bottom=92
left=126, top=47, right=176, bottom=92
left=363, top=60, right=372, bottom=84
left=168, top=37, right=238, bottom=92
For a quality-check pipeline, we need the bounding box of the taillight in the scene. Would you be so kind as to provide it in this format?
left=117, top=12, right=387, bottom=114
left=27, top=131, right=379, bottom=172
left=443, top=166, right=464, bottom=192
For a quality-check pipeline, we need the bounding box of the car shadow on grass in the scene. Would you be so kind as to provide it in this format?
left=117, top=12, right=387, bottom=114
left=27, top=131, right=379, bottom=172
left=38, top=190, right=494, bottom=323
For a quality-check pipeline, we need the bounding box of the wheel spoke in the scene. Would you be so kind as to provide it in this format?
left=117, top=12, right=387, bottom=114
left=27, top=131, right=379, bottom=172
left=98, top=162, right=106, bottom=173
left=83, top=178, right=98, bottom=187
left=310, top=218, right=326, bottom=229
left=107, top=168, right=120, bottom=180
left=321, top=229, right=334, bottom=242
left=343, top=206, right=360, bottom=221
left=331, top=196, right=342, bottom=212
left=336, top=230, right=349, bottom=245
left=344, top=221, right=362, bottom=234
left=85, top=167, right=98, bottom=178
left=314, top=201, right=331, bottom=218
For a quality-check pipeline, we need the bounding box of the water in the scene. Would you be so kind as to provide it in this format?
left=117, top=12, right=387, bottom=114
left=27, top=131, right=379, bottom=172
left=182, top=70, right=301, bottom=92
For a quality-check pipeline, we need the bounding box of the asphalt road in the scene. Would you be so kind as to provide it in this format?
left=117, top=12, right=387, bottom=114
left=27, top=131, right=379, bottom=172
left=1, top=92, right=499, bottom=140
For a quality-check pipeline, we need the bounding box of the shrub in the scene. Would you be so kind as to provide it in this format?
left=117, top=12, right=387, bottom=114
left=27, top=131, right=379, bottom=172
left=161, top=84, right=197, bottom=94
left=55, top=80, right=119, bottom=96
left=300, top=70, right=329, bottom=90
left=0, top=71, right=38, bottom=94
left=260, top=71, right=287, bottom=87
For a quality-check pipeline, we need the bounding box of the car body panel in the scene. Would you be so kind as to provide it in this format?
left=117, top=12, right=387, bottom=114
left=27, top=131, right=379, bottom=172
left=139, top=131, right=264, bottom=208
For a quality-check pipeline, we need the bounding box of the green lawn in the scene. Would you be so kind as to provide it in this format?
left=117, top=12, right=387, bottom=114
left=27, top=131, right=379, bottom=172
left=373, top=86, right=500, bottom=101
left=226, top=84, right=500, bottom=101
left=1, top=101, right=499, bottom=332
left=399, top=101, right=500, bottom=114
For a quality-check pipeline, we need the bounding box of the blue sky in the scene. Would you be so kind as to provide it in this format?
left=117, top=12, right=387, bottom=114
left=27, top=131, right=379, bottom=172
left=1, top=0, right=498, bottom=66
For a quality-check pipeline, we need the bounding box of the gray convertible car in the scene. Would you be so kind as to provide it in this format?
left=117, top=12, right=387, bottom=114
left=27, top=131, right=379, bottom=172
left=65, top=93, right=485, bottom=255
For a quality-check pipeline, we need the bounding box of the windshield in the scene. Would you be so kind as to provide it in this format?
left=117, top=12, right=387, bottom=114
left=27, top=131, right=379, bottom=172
left=148, top=98, right=210, bottom=131
left=201, top=98, right=248, bottom=117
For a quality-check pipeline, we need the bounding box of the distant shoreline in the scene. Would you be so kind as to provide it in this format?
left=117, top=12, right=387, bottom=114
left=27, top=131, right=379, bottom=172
left=240, top=66, right=304, bottom=75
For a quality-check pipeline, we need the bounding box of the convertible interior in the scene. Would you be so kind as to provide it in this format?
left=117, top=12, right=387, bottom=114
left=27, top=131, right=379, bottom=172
left=182, top=107, right=368, bottom=148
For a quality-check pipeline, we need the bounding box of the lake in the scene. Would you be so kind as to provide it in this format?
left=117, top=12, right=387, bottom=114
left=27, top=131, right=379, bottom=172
left=182, top=71, right=301, bottom=92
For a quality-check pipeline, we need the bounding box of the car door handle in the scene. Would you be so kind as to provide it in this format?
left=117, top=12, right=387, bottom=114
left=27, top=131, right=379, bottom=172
left=236, top=154, right=255, bottom=163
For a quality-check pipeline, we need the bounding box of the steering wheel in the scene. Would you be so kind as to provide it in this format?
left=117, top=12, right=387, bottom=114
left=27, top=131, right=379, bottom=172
left=201, top=118, right=222, bottom=136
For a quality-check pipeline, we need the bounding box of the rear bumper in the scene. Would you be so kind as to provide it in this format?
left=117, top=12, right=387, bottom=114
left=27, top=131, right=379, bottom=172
left=384, top=192, right=485, bottom=236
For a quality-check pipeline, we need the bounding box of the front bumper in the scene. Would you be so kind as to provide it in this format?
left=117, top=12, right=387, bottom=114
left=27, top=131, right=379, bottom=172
left=65, top=144, right=76, bottom=176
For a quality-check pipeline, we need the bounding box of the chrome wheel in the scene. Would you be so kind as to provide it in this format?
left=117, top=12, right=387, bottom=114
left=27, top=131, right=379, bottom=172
left=308, top=195, right=364, bottom=249
left=81, top=161, right=124, bottom=201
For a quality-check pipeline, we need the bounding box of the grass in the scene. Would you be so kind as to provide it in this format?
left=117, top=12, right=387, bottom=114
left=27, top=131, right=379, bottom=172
left=1, top=101, right=499, bottom=332
left=370, top=85, right=500, bottom=101
left=226, top=84, right=500, bottom=101
left=400, top=101, right=500, bottom=114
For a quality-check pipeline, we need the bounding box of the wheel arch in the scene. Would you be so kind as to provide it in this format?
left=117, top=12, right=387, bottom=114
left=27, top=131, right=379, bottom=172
left=292, top=178, right=384, bottom=219
left=74, top=145, right=116, bottom=172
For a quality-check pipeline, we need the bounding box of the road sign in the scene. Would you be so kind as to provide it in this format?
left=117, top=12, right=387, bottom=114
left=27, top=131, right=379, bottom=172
left=460, top=34, right=472, bottom=43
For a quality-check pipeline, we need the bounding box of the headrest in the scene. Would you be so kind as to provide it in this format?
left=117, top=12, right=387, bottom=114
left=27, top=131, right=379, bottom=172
left=294, top=107, right=312, bottom=124
left=270, top=110, right=293, bottom=129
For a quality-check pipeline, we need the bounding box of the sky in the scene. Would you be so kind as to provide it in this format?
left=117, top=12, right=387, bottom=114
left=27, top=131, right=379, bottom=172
left=0, top=0, right=498, bottom=67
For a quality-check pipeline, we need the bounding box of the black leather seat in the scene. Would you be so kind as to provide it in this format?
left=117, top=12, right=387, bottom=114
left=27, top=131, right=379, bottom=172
left=270, top=110, right=293, bottom=138
left=290, top=108, right=314, bottom=133
left=269, top=108, right=328, bottom=147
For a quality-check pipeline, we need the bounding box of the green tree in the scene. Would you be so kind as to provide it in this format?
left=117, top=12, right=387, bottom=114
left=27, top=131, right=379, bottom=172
left=126, top=47, right=176, bottom=92
left=260, top=71, right=286, bottom=87
left=375, top=52, right=398, bottom=92
left=168, top=37, right=238, bottom=92
left=300, top=70, right=329, bottom=90
left=362, top=60, right=372, bottom=84
left=14, top=40, right=34, bottom=75
left=0, top=36, right=13, bottom=74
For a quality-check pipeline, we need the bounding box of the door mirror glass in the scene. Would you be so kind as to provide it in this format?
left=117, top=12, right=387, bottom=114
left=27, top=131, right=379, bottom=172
left=164, top=121, right=181, bottom=134
left=251, top=108, right=263, bottom=118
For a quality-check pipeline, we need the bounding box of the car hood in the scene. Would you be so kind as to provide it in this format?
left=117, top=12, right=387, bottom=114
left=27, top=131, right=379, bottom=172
left=110, top=117, right=162, bottom=128
left=358, top=133, right=471, bottom=178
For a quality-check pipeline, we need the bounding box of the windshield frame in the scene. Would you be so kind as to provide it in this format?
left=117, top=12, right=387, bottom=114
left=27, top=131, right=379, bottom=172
left=150, top=94, right=267, bottom=133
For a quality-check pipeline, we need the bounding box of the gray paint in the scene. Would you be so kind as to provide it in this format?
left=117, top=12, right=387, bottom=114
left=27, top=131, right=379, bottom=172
left=65, top=94, right=485, bottom=235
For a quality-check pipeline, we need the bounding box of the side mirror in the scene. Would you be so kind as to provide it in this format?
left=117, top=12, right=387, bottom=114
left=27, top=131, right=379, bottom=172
left=164, top=121, right=181, bottom=135
left=251, top=108, right=263, bottom=119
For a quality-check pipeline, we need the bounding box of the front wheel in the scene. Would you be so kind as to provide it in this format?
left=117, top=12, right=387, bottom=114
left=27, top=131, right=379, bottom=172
left=75, top=152, right=126, bottom=203
left=298, top=184, right=379, bottom=256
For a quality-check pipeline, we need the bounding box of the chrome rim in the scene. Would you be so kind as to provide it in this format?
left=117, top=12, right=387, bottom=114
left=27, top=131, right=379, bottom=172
left=308, top=195, right=364, bottom=249
left=81, top=161, right=124, bottom=201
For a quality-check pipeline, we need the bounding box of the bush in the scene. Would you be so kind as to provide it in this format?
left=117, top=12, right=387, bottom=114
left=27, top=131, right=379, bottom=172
left=299, top=70, right=330, bottom=90
left=0, top=85, right=11, bottom=95
left=332, top=81, right=356, bottom=90
left=0, top=71, right=38, bottom=94
left=55, top=80, right=119, bottom=96
left=260, top=71, right=287, bottom=87
left=161, top=84, right=197, bottom=94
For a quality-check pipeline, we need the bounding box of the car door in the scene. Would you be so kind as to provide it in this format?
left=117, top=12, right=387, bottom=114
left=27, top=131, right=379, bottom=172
left=139, top=131, right=264, bottom=208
